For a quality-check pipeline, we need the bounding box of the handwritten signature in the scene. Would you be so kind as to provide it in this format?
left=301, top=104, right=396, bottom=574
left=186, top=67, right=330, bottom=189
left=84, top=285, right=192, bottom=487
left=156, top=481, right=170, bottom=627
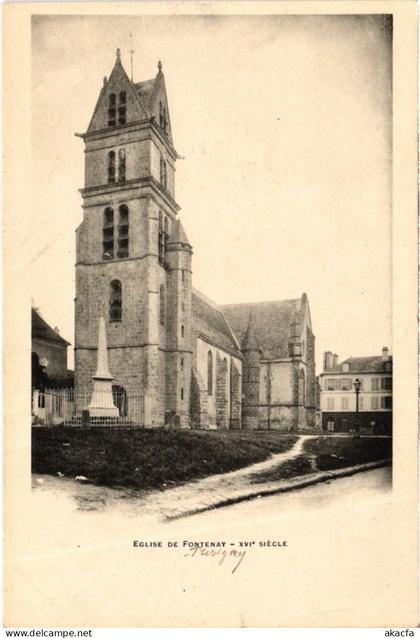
left=184, top=545, right=247, bottom=573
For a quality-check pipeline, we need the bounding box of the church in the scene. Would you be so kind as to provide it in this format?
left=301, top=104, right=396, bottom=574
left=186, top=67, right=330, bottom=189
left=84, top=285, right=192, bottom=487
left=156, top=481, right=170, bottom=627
left=74, top=50, right=317, bottom=430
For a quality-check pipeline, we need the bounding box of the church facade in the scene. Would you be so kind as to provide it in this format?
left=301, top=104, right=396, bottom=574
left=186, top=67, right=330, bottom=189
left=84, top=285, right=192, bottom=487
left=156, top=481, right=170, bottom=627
left=74, top=51, right=317, bottom=430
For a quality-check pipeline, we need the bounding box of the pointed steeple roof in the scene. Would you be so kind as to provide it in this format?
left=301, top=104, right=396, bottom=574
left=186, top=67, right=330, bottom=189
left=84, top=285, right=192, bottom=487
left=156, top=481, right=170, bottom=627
left=241, top=310, right=262, bottom=352
left=86, top=49, right=148, bottom=134
left=133, top=60, right=174, bottom=145
left=167, top=219, right=192, bottom=248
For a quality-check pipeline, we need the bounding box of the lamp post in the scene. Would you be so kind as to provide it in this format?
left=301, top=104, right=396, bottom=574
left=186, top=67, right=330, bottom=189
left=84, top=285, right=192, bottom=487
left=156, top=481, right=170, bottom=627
left=353, top=378, right=362, bottom=434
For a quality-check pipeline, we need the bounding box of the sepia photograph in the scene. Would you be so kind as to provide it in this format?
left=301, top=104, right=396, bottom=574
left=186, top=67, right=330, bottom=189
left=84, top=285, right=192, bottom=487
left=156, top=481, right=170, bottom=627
left=31, top=12, right=393, bottom=515
left=3, top=2, right=418, bottom=629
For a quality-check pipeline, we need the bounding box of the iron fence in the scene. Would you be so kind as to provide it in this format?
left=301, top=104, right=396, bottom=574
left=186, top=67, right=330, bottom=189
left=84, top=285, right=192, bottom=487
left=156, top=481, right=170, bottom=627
left=32, top=387, right=145, bottom=427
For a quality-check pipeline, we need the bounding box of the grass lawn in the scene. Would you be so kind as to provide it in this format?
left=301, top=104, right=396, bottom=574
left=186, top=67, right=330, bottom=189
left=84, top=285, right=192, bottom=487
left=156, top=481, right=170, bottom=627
left=251, top=436, right=392, bottom=483
left=32, top=427, right=298, bottom=490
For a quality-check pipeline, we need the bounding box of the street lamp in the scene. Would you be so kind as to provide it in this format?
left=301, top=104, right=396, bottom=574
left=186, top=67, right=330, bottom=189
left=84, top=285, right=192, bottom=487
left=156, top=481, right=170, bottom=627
left=353, top=378, right=362, bottom=434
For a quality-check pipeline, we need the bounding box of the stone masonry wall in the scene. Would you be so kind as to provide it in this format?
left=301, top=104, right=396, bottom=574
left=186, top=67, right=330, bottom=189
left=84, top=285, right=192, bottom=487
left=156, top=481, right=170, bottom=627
left=215, top=353, right=229, bottom=429
left=230, top=361, right=242, bottom=429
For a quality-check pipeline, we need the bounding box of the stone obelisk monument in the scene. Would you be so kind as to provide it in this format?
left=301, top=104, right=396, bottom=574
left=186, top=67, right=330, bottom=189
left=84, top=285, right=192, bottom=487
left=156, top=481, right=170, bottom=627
left=88, top=316, right=119, bottom=418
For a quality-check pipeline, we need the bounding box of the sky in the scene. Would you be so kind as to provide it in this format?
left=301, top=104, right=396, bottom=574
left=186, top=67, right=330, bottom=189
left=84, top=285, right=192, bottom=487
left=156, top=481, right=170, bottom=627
left=31, top=14, right=392, bottom=372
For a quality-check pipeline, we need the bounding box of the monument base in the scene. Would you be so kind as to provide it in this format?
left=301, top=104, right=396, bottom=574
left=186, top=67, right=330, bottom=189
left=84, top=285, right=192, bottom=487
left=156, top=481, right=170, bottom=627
left=88, top=406, right=120, bottom=418
left=88, top=378, right=119, bottom=418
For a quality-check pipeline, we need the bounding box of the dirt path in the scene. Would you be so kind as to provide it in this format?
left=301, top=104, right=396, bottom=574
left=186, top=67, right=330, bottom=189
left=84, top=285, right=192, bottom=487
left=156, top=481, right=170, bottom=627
left=136, top=435, right=317, bottom=519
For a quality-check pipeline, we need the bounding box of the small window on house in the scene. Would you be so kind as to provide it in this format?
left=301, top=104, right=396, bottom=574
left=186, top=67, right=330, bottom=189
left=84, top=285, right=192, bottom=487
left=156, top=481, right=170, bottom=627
left=158, top=212, right=165, bottom=265
left=342, top=363, right=350, bottom=372
left=340, top=378, right=351, bottom=391
left=371, top=378, right=379, bottom=391
left=118, top=91, right=126, bottom=124
left=108, top=151, right=116, bottom=183
left=326, top=378, right=337, bottom=391
left=118, top=148, right=126, bottom=182
left=384, top=361, right=392, bottom=372
left=371, top=396, right=379, bottom=410
left=326, top=397, right=334, bottom=410
left=117, top=205, right=129, bottom=258
left=159, top=285, right=165, bottom=325
left=110, top=280, right=122, bottom=321
left=381, top=396, right=392, bottom=409
left=341, top=397, right=349, bottom=410
left=207, top=351, right=213, bottom=396
left=381, top=377, right=392, bottom=391
left=359, top=396, right=364, bottom=410
left=103, top=207, right=114, bottom=260
left=108, top=94, right=116, bottom=126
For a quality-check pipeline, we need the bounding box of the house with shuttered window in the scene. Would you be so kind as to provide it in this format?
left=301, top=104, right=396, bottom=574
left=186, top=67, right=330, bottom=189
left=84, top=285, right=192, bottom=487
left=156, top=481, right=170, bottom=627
left=319, top=348, right=392, bottom=433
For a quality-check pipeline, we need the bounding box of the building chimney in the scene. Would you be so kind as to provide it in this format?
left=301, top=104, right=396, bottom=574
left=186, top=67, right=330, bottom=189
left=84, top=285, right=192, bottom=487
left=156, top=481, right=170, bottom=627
left=323, top=351, right=334, bottom=371
left=333, top=354, right=339, bottom=367
left=382, top=346, right=389, bottom=362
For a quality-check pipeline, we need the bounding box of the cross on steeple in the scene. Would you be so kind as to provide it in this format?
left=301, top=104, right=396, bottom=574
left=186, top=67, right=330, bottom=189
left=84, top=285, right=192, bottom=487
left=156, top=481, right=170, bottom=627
left=129, top=33, right=135, bottom=82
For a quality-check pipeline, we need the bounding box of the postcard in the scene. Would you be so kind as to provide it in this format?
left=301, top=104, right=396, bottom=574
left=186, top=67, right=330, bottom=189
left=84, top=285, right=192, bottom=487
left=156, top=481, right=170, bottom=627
left=3, top=1, right=418, bottom=628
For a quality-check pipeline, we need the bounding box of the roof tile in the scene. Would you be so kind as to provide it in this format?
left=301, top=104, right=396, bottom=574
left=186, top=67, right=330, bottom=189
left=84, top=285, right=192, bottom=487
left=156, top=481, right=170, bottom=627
left=222, top=299, right=301, bottom=359
left=32, top=309, right=70, bottom=346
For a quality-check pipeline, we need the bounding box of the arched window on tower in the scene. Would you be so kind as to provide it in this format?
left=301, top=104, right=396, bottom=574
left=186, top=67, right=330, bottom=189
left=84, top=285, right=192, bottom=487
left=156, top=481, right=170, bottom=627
left=160, top=158, right=164, bottom=186
left=118, top=148, right=126, bottom=182
left=163, top=106, right=167, bottom=133
left=159, top=285, right=166, bottom=325
left=160, top=157, right=167, bottom=189
left=158, top=212, right=165, bottom=265
left=164, top=217, right=169, bottom=257
left=118, top=91, right=126, bottom=125
left=110, top=280, right=122, bottom=322
left=108, top=93, right=116, bottom=126
left=118, top=205, right=129, bottom=258
left=207, top=351, right=213, bottom=396
left=108, top=151, right=115, bottom=183
left=102, top=207, right=114, bottom=260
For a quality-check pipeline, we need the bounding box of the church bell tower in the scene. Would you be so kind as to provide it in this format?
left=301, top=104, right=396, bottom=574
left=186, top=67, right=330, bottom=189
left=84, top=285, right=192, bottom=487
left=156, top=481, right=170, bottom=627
left=74, top=49, right=192, bottom=427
